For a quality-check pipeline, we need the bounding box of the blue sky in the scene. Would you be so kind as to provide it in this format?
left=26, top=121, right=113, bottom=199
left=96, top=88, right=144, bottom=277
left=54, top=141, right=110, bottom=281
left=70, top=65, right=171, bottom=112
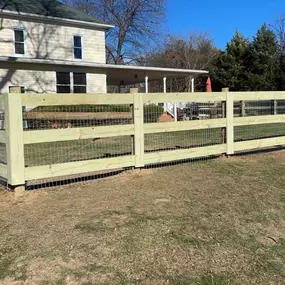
left=167, top=0, right=285, bottom=49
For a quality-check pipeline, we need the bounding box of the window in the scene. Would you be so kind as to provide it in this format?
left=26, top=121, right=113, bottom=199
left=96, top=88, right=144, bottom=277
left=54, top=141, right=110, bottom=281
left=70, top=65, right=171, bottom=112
left=73, top=73, right=86, bottom=93
left=14, top=30, right=25, bottom=55
left=9, top=86, right=25, bottom=93
left=73, top=36, right=82, bottom=59
left=56, top=72, right=71, bottom=93
left=56, top=72, right=86, bottom=93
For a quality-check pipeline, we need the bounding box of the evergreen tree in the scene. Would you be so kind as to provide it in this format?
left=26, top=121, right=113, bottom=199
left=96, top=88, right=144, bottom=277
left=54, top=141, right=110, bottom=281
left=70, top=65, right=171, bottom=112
left=211, top=31, right=250, bottom=91
left=247, top=24, right=279, bottom=91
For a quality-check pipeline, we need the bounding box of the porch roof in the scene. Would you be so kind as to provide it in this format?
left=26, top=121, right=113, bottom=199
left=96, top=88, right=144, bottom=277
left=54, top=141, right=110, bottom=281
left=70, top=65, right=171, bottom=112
left=0, top=56, right=209, bottom=85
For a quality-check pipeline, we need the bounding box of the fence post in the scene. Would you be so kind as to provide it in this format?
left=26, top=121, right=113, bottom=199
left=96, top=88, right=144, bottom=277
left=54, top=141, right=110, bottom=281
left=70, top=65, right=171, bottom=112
left=241, top=101, right=246, bottom=117
left=221, top=88, right=227, bottom=144
left=225, top=88, right=234, bottom=155
left=4, top=92, right=25, bottom=193
left=132, top=88, right=144, bottom=167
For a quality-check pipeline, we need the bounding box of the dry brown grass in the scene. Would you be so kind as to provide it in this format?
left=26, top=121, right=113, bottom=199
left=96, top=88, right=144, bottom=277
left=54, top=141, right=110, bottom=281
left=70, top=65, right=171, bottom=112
left=1, top=150, right=285, bottom=284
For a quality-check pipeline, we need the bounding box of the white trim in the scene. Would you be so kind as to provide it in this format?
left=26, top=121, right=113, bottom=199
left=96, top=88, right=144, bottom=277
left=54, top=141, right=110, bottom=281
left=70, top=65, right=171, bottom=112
left=0, top=9, right=114, bottom=30
left=191, top=78, right=195, bottom=93
left=0, top=56, right=209, bottom=76
left=145, top=76, right=148, bottom=93
left=163, top=77, right=167, bottom=93
left=70, top=72, right=74, bottom=93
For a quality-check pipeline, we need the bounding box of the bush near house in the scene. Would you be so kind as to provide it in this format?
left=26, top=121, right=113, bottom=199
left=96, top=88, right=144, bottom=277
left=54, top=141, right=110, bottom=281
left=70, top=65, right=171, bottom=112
left=144, top=104, right=164, bottom=123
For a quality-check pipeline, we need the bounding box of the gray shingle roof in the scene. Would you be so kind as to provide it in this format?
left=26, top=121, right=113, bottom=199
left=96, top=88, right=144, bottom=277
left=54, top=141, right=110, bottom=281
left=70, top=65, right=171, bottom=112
left=0, top=0, right=103, bottom=24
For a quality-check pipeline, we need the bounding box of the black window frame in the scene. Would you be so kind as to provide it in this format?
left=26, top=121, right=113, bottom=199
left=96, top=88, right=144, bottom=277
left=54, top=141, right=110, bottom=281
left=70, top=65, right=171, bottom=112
left=14, top=29, right=25, bottom=55
left=56, top=72, right=71, bottom=93
left=73, top=73, right=87, bottom=93
left=56, top=72, right=87, bottom=93
left=73, top=35, right=83, bottom=59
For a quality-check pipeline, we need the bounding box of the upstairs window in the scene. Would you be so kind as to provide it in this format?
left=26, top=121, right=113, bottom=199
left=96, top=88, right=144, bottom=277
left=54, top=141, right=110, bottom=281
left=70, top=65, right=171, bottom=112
left=73, top=36, right=82, bottom=59
left=14, top=29, right=25, bottom=55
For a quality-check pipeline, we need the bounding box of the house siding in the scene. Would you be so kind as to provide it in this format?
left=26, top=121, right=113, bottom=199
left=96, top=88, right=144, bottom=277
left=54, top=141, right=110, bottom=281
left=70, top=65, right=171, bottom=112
left=0, top=17, right=106, bottom=63
left=0, top=63, right=107, bottom=94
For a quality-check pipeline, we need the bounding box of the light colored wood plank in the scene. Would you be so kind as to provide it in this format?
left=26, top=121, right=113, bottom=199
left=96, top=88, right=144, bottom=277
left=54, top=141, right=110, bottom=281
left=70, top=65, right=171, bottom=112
left=241, top=101, right=246, bottom=117
left=144, top=144, right=227, bottom=165
left=221, top=88, right=227, bottom=144
left=0, top=163, right=7, bottom=179
left=0, top=130, right=6, bottom=144
left=24, top=124, right=135, bottom=144
left=234, top=115, right=285, bottom=126
left=234, top=137, right=285, bottom=152
left=4, top=93, right=25, bottom=186
left=143, top=92, right=226, bottom=104
left=133, top=92, right=144, bottom=167
left=231, top=91, right=285, bottom=101
left=25, top=155, right=135, bottom=180
left=226, top=89, right=234, bottom=155
left=144, top=118, right=226, bottom=134
left=22, top=93, right=133, bottom=106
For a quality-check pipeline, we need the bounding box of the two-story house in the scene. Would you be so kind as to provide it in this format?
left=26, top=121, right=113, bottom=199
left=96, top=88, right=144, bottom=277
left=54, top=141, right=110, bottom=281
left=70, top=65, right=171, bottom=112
left=0, top=0, right=208, bottom=101
left=0, top=0, right=114, bottom=94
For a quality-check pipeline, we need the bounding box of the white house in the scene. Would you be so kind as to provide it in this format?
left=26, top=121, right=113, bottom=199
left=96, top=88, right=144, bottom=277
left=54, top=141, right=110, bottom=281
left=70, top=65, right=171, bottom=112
left=0, top=0, right=208, bottom=99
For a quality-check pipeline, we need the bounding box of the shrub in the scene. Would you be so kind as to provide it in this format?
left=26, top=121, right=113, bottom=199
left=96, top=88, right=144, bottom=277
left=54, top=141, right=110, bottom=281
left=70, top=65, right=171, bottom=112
left=144, top=104, right=164, bottom=123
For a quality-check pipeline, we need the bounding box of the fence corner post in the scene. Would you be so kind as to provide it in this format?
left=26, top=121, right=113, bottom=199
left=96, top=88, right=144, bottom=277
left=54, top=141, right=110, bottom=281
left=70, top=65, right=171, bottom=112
left=4, top=92, right=25, bottom=191
left=224, top=88, right=234, bottom=155
left=131, top=88, right=144, bottom=168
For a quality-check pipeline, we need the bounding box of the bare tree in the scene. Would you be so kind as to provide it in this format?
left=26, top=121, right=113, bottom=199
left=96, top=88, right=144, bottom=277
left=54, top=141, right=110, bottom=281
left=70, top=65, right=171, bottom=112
left=138, top=32, right=219, bottom=91
left=271, top=14, right=285, bottom=53
left=271, top=14, right=285, bottom=89
left=61, top=0, right=166, bottom=64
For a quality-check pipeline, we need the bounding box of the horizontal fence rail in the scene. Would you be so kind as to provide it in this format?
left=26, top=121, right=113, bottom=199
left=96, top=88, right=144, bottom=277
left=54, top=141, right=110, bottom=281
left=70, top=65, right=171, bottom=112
left=2, top=89, right=285, bottom=190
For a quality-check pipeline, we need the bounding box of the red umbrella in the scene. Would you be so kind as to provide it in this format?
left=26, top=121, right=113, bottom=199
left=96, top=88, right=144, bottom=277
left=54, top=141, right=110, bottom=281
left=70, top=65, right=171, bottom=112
left=206, top=77, right=212, bottom=92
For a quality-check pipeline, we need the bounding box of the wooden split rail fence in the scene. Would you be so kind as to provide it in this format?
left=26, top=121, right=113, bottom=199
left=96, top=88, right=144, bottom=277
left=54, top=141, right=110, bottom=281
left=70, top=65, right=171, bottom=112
left=1, top=89, right=285, bottom=190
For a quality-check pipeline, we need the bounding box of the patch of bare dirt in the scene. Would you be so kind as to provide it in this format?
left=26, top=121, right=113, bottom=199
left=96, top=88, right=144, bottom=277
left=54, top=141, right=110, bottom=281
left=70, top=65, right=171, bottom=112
left=118, top=169, right=155, bottom=181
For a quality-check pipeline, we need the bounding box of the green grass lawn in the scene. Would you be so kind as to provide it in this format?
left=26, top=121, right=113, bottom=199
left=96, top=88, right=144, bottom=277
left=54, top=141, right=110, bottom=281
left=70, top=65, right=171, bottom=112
left=0, top=122, right=284, bottom=167
left=1, top=150, right=285, bottom=284
left=20, top=123, right=285, bottom=167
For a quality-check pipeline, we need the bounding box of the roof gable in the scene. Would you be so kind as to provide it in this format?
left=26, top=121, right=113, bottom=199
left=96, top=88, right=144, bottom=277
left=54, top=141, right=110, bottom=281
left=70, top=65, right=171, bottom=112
left=0, top=0, right=103, bottom=24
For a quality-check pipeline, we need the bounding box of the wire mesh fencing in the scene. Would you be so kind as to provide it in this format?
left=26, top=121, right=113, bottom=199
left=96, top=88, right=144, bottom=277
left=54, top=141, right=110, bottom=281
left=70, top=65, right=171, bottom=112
left=234, top=99, right=285, bottom=154
left=3, top=90, right=285, bottom=191
left=143, top=99, right=226, bottom=169
left=24, top=102, right=134, bottom=189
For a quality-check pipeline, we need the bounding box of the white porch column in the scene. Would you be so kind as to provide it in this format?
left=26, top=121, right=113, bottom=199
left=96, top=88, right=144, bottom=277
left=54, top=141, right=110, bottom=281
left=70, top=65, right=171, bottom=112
left=174, top=104, right=178, bottom=121
left=191, top=78, right=195, bottom=93
left=163, top=77, right=167, bottom=112
left=145, top=76, right=149, bottom=93
left=163, top=77, right=167, bottom=93
left=169, top=78, right=177, bottom=121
